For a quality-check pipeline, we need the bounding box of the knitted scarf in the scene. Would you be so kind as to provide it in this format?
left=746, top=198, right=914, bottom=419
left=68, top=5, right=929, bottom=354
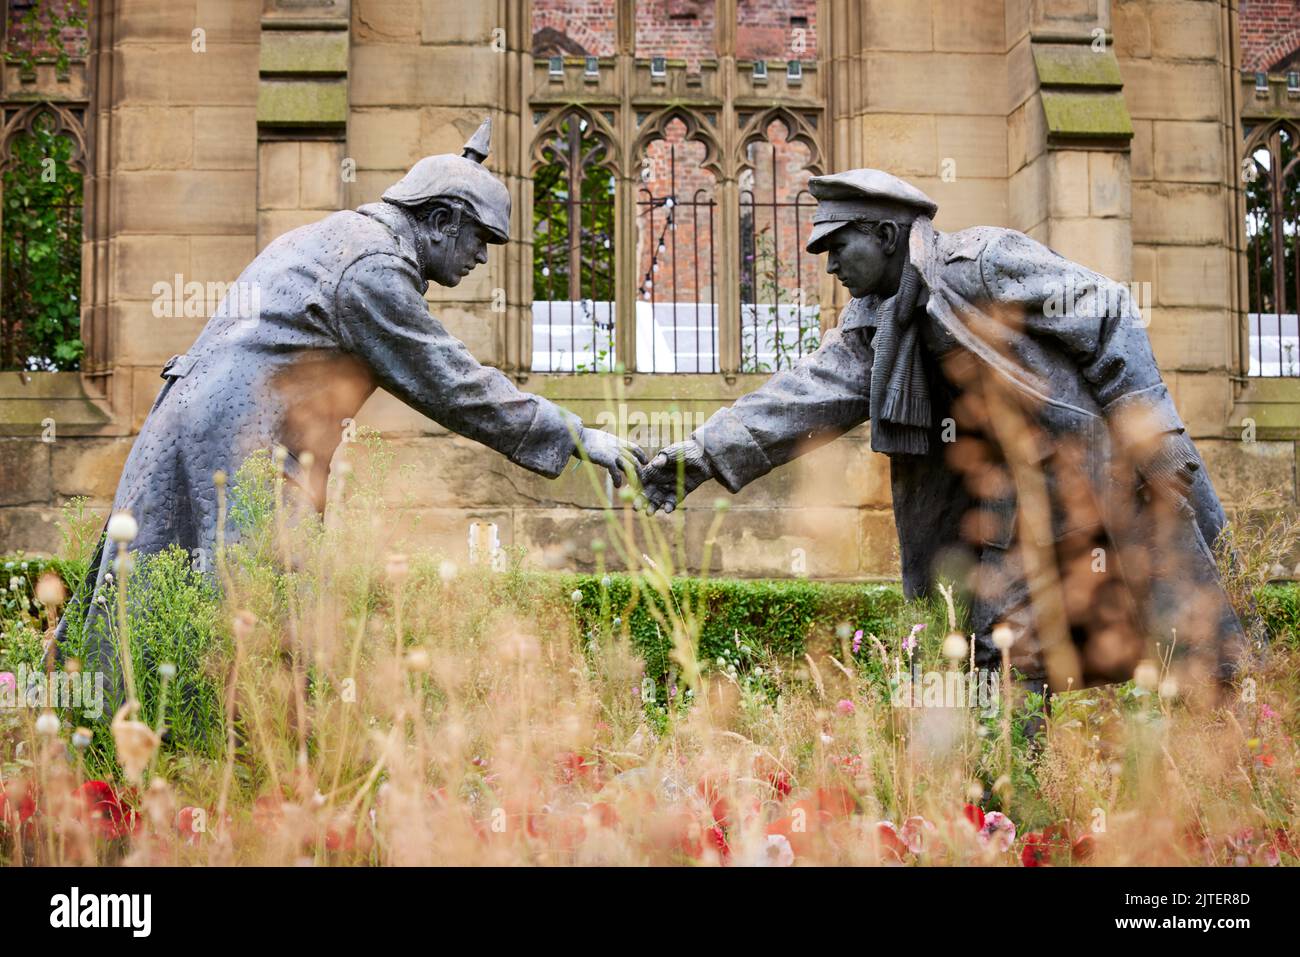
left=869, top=260, right=930, bottom=456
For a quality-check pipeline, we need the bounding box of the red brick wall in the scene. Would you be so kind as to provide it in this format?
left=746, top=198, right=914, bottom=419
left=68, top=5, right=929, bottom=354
left=737, top=0, right=818, bottom=60
left=531, top=0, right=617, bottom=57
left=1240, top=0, right=1300, bottom=72
left=635, top=0, right=717, bottom=63
left=531, top=0, right=818, bottom=62
left=742, top=119, right=819, bottom=306
left=637, top=118, right=718, bottom=304
left=5, top=0, right=88, bottom=61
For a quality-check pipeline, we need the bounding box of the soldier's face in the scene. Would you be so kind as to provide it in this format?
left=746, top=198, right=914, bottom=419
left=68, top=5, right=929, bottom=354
left=424, top=215, right=491, bottom=287
left=823, top=222, right=900, bottom=299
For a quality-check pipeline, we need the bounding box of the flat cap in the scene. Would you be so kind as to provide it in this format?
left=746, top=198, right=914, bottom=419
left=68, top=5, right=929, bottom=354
left=806, top=169, right=938, bottom=253
left=382, top=118, right=511, bottom=244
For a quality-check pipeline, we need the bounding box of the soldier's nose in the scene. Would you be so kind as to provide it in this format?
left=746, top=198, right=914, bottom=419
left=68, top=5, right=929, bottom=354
left=475, top=245, right=489, bottom=265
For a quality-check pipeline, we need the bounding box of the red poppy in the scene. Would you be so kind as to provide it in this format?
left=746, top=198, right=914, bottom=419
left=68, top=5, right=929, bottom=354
left=177, top=806, right=206, bottom=845
left=648, top=808, right=704, bottom=860
left=707, top=825, right=730, bottom=863
left=696, top=774, right=732, bottom=828
left=769, top=771, right=793, bottom=799
left=74, top=780, right=139, bottom=841
left=555, top=751, right=593, bottom=785
left=962, top=804, right=985, bottom=830
left=588, top=801, right=620, bottom=828
left=1072, top=833, right=1096, bottom=862
left=0, top=779, right=37, bottom=826
left=1021, top=832, right=1051, bottom=867
left=754, top=757, right=793, bottom=799
left=875, top=821, right=909, bottom=861
left=324, top=815, right=373, bottom=854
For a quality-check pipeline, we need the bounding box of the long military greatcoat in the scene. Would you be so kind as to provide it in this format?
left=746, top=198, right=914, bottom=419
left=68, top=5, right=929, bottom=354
left=692, top=219, right=1246, bottom=687
left=63, top=202, right=580, bottom=661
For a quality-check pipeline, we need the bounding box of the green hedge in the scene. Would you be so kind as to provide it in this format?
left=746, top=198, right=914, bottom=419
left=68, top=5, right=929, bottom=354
left=3, top=554, right=1297, bottom=686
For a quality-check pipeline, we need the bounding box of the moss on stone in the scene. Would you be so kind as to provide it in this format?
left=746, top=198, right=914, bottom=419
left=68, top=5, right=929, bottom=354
left=258, top=30, right=348, bottom=75
left=257, top=79, right=348, bottom=126
left=1032, top=43, right=1124, bottom=88
left=1041, top=90, right=1133, bottom=139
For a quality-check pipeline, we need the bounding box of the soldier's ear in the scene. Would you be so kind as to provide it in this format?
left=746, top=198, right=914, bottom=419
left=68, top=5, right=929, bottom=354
left=424, top=203, right=451, bottom=242
left=877, top=220, right=901, bottom=255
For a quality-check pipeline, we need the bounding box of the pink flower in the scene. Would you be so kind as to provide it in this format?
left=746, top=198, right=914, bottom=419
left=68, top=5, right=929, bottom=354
left=0, top=672, right=15, bottom=696
left=980, top=811, right=1017, bottom=851
left=1260, top=703, right=1277, bottom=721
left=836, top=699, right=855, bottom=716
left=903, top=623, right=925, bottom=655
left=852, top=630, right=863, bottom=655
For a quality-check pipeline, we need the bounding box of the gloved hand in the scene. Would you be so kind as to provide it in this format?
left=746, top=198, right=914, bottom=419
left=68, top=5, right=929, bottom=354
left=638, top=439, right=715, bottom=514
left=575, top=427, right=648, bottom=489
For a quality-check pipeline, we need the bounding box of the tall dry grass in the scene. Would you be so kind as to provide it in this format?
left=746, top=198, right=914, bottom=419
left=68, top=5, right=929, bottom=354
left=1, top=393, right=1297, bottom=867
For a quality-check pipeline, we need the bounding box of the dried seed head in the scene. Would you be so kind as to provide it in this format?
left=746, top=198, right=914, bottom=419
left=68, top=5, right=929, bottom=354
left=1133, top=660, right=1160, bottom=691
left=35, top=710, right=60, bottom=736
left=106, top=511, right=138, bottom=544
left=991, top=623, right=1015, bottom=651
left=35, top=572, right=66, bottom=608
left=941, top=632, right=969, bottom=660
left=404, top=648, right=432, bottom=672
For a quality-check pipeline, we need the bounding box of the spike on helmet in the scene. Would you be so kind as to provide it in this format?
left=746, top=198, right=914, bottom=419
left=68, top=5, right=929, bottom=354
left=381, top=116, right=511, bottom=244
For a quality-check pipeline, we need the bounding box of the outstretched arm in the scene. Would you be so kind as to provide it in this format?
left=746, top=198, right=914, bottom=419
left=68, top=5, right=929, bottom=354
left=641, top=322, right=873, bottom=512
left=334, top=251, right=644, bottom=484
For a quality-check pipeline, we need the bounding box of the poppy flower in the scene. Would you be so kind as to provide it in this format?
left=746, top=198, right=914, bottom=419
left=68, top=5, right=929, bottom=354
left=875, top=821, right=909, bottom=861
left=648, top=808, right=704, bottom=860
left=1072, top=833, right=1096, bottom=862
left=707, top=825, right=730, bottom=863
left=768, top=770, right=792, bottom=799
left=177, top=806, right=206, bottom=845
left=696, top=774, right=732, bottom=828
left=555, top=751, right=593, bottom=785
left=980, top=811, right=1017, bottom=851
left=769, top=805, right=831, bottom=858
left=324, top=814, right=373, bottom=854
left=587, top=801, right=620, bottom=828
left=962, top=804, right=985, bottom=830
left=1021, top=832, right=1051, bottom=867
left=0, top=779, right=37, bottom=826
left=537, top=810, right=587, bottom=853
left=759, top=833, right=795, bottom=867
left=74, top=780, right=139, bottom=841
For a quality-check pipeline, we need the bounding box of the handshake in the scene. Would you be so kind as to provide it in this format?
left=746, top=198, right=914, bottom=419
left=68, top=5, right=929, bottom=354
left=574, top=428, right=714, bottom=514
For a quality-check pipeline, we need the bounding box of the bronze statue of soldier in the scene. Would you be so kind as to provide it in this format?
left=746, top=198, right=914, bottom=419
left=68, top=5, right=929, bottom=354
left=640, top=168, right=1246, bottom=698
left=61, top=119, right=645, bottom=696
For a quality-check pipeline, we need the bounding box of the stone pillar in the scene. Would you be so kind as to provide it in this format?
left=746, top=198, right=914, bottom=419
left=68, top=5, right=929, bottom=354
left=1009, top=0, right=1134, bottom=281
left=256, top=0, right=349, bottom=250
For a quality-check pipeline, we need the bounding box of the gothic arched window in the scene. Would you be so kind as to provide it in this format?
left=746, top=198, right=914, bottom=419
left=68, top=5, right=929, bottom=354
left=0, top=103, right=85, bottom=371
left=529, top=0, right=824, bottom=376
left=1245, top=120, right=1300, bottom=376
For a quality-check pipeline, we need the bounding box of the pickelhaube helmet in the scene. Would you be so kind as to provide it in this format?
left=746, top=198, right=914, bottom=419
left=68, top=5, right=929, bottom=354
left=805, top=169, right=938, bottom=254
left=382, top=117, right=511, bottom=244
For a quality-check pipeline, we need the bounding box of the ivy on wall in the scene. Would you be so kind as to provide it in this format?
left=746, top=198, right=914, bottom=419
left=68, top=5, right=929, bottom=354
left=1, top=117, right=83, bottom=371
left=4, top=0, right=89, bottom=76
